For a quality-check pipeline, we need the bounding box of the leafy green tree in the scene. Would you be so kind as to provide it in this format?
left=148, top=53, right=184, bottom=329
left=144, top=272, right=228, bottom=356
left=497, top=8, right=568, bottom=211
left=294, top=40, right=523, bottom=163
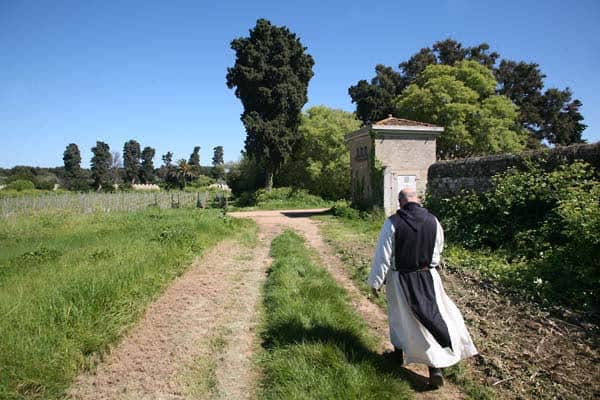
left=394, top=61, right=527, bottom=158
left=157, top=151, right=178, bottom=188
left=176, top=159, right=193, bottom=189
left=123, top=140, right=141, bottom=184
left=140, top=146, right=156, bottom=183
left=277, top=106, right=361, bottom=199
left=349, top=38, right=499, bottom=124
left=226, top=153, right=264, bottom=197
left=91, top=141, right=112, bottom=190
left=226, top=18, right=315, bottom=190
left=62, top=143, right=84, bottom=189
left=350, top=39, right=584, bottom=148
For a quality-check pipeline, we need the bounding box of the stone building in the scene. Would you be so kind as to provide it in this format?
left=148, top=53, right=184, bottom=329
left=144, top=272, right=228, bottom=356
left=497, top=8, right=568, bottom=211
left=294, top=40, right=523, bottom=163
left=345, top=115, right=443, bottom=215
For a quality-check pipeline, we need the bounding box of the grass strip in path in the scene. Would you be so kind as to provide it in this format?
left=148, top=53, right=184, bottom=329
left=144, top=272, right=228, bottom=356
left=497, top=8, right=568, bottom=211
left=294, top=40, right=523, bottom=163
left=259, top=230, right=413, bottom=399
left=0, top=208, right=255, bottom=400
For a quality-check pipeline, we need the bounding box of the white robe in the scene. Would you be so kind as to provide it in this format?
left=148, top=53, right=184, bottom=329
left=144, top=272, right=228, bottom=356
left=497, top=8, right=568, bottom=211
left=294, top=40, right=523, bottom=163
left=368, top=217, right=478, bottom=368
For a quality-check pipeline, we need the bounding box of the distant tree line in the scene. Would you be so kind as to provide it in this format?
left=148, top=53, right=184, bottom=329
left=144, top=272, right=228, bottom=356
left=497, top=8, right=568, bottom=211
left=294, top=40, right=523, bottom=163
left=0, top=142, right=226, bottom=192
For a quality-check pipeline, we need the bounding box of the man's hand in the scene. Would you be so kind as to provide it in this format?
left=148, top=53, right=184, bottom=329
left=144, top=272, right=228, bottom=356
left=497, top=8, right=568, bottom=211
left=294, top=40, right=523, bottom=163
left=371, top=287, right=379, bottom=298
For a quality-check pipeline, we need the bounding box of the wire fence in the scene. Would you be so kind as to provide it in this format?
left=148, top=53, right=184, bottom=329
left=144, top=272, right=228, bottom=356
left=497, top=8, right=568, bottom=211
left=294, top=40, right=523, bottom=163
left=0, top=191, right=227, bottom=217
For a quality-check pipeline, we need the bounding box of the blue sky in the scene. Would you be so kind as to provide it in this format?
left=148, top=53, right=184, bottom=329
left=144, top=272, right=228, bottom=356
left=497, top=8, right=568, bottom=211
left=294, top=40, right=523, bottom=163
left=1, top=0, right=599, bottom=168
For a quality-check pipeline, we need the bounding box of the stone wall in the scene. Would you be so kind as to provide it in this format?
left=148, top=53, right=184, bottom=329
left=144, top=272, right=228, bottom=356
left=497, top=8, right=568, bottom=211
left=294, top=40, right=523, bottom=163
left=427, top=142, right=600, bottom=198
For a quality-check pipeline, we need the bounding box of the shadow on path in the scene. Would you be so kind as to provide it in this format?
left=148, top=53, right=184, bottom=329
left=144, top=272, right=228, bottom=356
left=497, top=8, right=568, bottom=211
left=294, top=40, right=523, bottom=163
left=263, top=319, right=436, bottom=393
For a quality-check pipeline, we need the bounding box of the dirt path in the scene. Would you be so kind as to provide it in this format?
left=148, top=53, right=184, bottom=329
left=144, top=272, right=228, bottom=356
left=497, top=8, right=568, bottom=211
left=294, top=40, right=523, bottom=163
left=69, top=209, right=464, bottom=399
left=230, top=209, right=464, bottom=400
left=68, top=220, right=281, bottom=400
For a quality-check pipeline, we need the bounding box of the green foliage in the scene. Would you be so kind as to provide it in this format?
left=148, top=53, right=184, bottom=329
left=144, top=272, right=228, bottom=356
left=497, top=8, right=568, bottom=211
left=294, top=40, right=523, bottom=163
left=62, top=143, right=83, bottom=189
left=394, top=61, right=527, bottom=159
left=427, top=161, right=600, bottom=316
left=277, top=106, right=361, bottom=200
left=253, top=187, right=331, bottom=209
left=90, top=141, right=112, bottom=191
left=6, top=179, right=35, bottom=191
left=226, top=154, right=264, bottom=195
left=0, top=209, right=255, bottom=399
left=496, top=61, right=586, bottom=146
left=350, top=38, right=585, bottom=148
left=226, top=19, right=315, bottom=189
left=331, top=200, right=360, bottom=219
left=123, top=139, right=141, bottom=184
left=139, top=146, right=156, bottom=183
left=261, top=230, right=413, bottom=399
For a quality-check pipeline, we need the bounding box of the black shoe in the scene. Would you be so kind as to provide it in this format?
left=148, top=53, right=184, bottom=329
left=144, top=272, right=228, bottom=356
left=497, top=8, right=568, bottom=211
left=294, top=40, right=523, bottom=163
left=383, top=348, right=404, bottom=365
left=393, top=347, right=404, bottom=365
left=428, top=367, right=444, bottom=388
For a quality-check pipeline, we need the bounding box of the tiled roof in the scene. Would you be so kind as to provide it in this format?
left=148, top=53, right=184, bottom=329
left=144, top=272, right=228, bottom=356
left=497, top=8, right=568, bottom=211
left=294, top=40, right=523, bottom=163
left=373, top=115, right=440, bottom=128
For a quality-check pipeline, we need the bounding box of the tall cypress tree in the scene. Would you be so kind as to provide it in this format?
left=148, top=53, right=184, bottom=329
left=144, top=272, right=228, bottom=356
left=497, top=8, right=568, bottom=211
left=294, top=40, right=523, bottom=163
left=91, top=141, right=112, bottom=191
left=123, top=139, right=141, bottom=184
left=227, top=19, right=314, bottom=190
left=63, top=143, right=82, bottom=189
left=140, top=146, right=156, bottom=183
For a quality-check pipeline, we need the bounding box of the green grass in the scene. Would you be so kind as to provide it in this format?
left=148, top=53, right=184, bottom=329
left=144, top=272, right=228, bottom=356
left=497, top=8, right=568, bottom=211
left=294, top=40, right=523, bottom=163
left=259, top=230, right=413, bottom=399
left=316, top=213, right=495, bottom=400
left=0, top=208, right=255, bottom=400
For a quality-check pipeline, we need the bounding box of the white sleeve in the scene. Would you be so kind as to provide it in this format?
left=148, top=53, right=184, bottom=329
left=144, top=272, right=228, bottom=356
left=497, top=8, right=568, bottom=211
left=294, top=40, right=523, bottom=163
left=430, top=218, right=445, bottom=267
left=368, top=219, right=395, bottom=290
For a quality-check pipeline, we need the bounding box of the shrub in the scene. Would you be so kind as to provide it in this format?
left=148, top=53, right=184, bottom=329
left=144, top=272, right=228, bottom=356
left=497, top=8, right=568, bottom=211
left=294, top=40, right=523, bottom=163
left=254, top=187, right=330, bottom=209
left=331, top=200, right=360, bottom=219
left=6, top=179, right=35, bottom=191
left=426, top=161, right=600, bottom=316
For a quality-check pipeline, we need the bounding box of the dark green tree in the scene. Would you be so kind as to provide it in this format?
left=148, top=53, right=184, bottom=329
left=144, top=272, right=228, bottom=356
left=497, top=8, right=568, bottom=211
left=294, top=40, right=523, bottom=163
left=496, top=61, right=585, bottom=146
left=538, top=89, right=586, bottom=145
left=62, top=143, right=83, bottom=189
left=212, top=146, right=225, bottom=180
left=140, top=146, right=156, bottom=183
left=123, top=140, right=141, bottom=184
left=188, top=146, right=201, bottom=167
left=212, top=146, right=224, bottom=166
left=349, top=38, right=498, bottom=125
left=226, top=18, right=315, bottom=190
left=350, top=38, right=584, bottom=148
left=91, top=141, right=112, bottom=191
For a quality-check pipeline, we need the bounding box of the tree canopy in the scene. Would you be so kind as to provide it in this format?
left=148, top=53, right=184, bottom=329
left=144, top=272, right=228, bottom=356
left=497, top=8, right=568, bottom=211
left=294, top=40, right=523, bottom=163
left=140, top=146, right=156, bottom=183
left=277, top=106, right=361, bottom=199
left=226, top=18, right=314, bottom=189
left=394, top=61, right=527, bottom=158
left=91, top=141, right=112, bottom=190
left=349, top=38, right=585, bottom=149
left=123, top=140, right=141, bottom=184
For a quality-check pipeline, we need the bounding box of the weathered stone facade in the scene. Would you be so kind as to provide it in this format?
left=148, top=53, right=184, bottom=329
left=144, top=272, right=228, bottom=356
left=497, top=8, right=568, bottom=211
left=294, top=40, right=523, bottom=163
left=427, top=142, right=600, bottom=198
left=346, top=116, right=443, bottom=215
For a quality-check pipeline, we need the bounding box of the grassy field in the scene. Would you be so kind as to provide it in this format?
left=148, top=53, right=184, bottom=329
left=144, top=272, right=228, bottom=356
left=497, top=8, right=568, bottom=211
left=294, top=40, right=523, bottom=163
left=0, top=208, right=255, bottom=400
left=259, top=230, right=413, bottom=399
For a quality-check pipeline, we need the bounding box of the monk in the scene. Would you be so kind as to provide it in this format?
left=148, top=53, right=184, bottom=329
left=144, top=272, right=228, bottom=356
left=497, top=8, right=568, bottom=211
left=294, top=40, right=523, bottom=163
left=368, top=188, right=478, bottom=387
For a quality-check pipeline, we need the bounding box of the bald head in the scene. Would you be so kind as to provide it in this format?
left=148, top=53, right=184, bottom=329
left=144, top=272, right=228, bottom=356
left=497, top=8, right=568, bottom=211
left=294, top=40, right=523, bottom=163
left=399, top=188, right=419, bottom=208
